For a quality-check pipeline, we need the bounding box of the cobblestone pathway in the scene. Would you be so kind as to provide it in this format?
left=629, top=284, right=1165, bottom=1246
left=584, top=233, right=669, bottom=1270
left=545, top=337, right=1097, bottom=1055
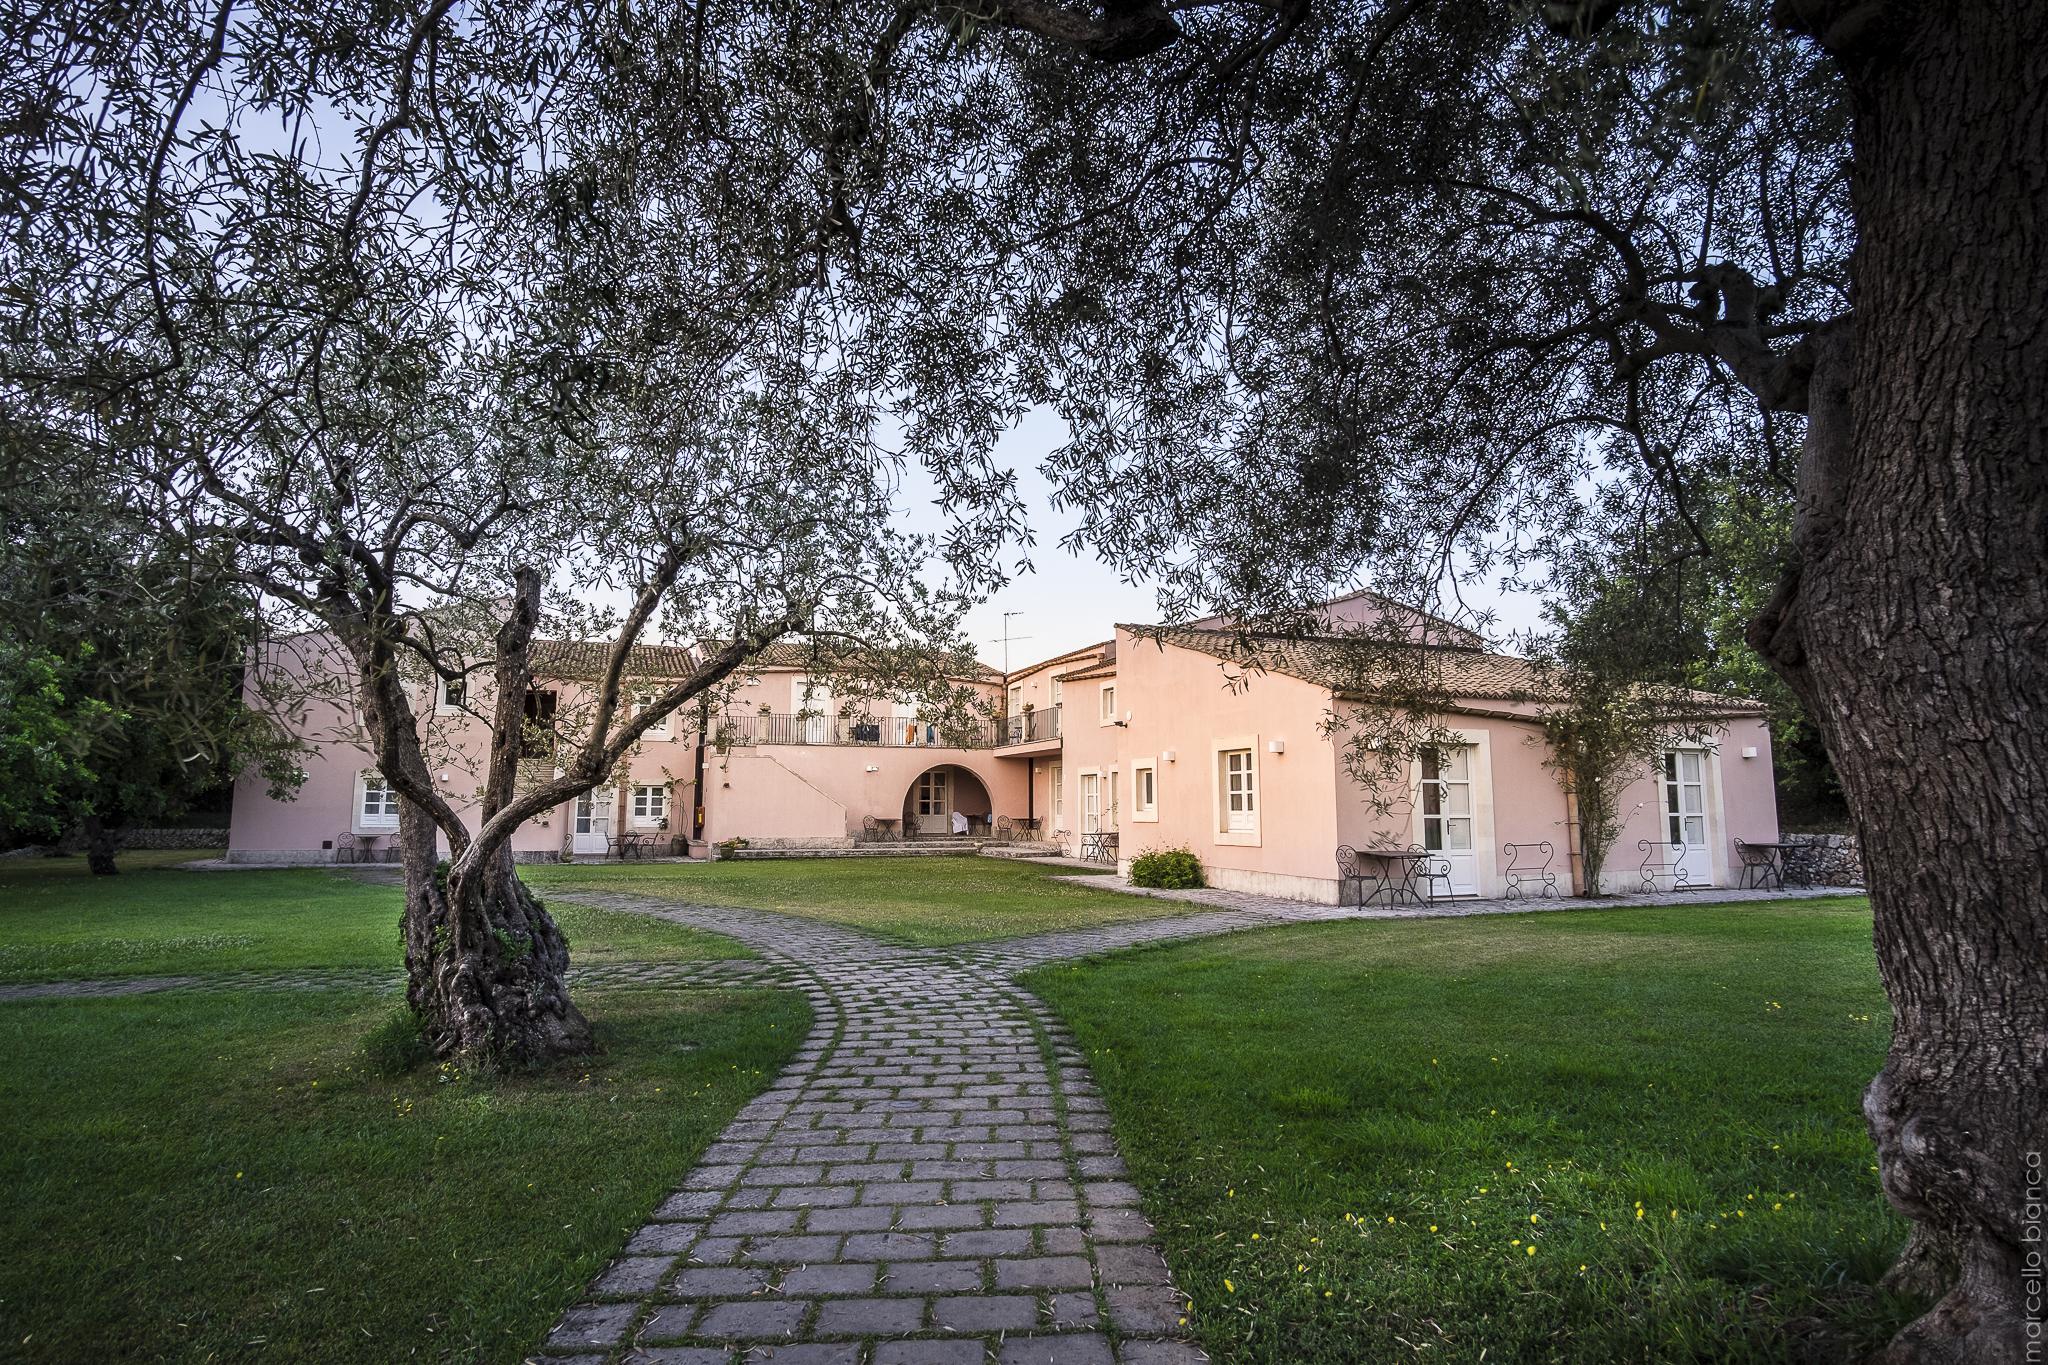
left=539, top=895, right=1207, bottom=1365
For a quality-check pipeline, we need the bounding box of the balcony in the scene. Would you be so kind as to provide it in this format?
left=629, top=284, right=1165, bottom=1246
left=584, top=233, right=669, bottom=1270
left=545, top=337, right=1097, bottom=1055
left=999, top=705, right=1061, bottom=748
left=713, top=712, right=998, bottom=750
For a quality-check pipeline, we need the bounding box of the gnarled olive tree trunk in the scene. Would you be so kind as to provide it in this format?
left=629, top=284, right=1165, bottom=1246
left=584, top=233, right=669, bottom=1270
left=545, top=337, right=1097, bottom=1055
left=395, top=801, right=592, bottom=1064
left=1757, top=7, right=2046, bottom=1360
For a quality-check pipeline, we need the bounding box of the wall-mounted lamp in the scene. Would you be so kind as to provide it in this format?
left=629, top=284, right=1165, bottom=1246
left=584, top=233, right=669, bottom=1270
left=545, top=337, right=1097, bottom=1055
left=439, top=771, right=450, bottom=784
left=1268, top=738, right=1286, bottom=754
left=1161, top=749, right=1177, bottom=763
left=1741, top=746, right=1758, bottom=759
left=865, top=764, right=880, bottom=773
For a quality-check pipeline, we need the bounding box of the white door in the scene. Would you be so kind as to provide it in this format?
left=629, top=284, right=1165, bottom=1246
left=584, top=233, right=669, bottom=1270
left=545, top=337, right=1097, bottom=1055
left=573, top=787, right=614, bottom=854
left=1081, top=773, right=1101, bottom=833
left=798, top=678, right=833, bottom=744
left=1663, top=750, right=1713, bottom=886
left=915, top=769, right=950, bottom=834
left=1421, top=748, right=1479, bottom=896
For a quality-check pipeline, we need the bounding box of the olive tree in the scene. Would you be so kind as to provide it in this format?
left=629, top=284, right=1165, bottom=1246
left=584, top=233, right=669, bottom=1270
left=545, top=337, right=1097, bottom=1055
left=0, top=0, right=1013, bottom=1063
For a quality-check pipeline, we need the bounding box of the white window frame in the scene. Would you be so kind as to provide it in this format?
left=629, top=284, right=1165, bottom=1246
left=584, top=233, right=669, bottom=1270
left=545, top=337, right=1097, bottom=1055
left=1079, top=770, right=1102, bottom=834
left=356, top=770, right=400, bottom=832
left=633, top=690, right=672, bottom=740
left=630, top=783, right=669, bottom=829
left=1211, top=740, right=1260, bottom=846
left=435, top=675, right=467, bottom=715
left=1051, top=677, right=1063, bottom=708
left=1099, top=683, right=1118, bottom=726
left=1050, top=763, right=1064, bottom=825
left=1131, top=759, right=1158, bottom=822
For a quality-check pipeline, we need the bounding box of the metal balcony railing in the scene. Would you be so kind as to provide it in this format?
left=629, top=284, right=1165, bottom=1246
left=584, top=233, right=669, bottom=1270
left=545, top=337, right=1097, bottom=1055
left=999, top=705, right=1062, bottom=746
left=712, top=713, right=999, bottom=749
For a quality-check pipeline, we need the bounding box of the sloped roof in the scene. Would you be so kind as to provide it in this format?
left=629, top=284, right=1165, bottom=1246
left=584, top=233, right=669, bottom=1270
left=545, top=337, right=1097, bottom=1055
left=531, top=639, right=702, bottom=679
left=1177, top=589, right=1488, bottom=651
left=709, top=638, right=1004, bottom=682
left=1152, top=627, right=1764, bottom=715
left=1057, top=660, right=1119, bottom=683
left=1009, top=639, right=1114, bottom=681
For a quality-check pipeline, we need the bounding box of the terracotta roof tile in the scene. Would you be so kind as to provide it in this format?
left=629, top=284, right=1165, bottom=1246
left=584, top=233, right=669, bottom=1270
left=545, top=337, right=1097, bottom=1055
left=531, top=639, right=701, bottom=679
left=1152, top=627, right=1763, bottom=714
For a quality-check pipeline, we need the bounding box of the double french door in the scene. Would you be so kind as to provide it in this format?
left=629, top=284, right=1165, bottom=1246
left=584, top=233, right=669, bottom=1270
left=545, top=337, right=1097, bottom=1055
left=1663, top=750, right=1713, bottom=885
left=914, top=769, right=950, bottom=834
left=572, top=787, right=614, bottom=854
left=1420, top=748, right=1478, bottom=896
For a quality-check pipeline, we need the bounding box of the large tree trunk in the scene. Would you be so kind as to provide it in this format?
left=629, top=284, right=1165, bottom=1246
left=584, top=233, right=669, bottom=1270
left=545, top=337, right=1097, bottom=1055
left=1755, top=7, right=2046, bottom=1361
left=80, top=813, right=118, bottom=876
left=396, top=799, right=593, bottom=1065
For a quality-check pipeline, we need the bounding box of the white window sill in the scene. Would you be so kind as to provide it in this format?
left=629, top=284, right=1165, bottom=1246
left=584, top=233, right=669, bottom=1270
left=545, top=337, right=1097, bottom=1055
left=1131, top=811, right=1159, bottom=823
left=1214, top=828, right=1260, bottom=847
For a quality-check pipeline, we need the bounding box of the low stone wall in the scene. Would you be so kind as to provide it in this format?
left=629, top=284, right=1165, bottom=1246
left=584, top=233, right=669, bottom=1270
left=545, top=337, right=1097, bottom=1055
left=1782, top=832, right=1864, bottom=888
left=41, top=826, right=231, bottom=853
left=123, top=826, right=230, bottom=849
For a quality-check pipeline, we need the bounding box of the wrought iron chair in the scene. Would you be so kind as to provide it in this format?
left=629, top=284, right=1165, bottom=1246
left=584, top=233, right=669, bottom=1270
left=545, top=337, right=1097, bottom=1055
left=862, top=815, right=881, bottom=844
left=1733, top=838, right=1783, bottom=889
left=994, top=816, right=1014, bottom=844
left=1412, top=852, right=1456, bottom=904
left=1336, top=845, right=1400, bottom=906
left=1638, top=839, right=1692, bottom=892
left=334, top=831, right=366, bottom=865
left=1335, top=845, right=1367, bottom=905
left=1502, top=842, right=1560, bottom=899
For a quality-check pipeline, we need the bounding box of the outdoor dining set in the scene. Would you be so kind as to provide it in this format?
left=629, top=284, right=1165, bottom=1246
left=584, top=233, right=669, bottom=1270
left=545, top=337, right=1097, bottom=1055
left=1338, top=836, right=1810, bottom=905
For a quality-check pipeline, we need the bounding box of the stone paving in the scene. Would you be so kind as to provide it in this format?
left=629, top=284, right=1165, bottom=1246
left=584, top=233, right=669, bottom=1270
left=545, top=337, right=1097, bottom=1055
left=536, top=894, right=1208, bottom=1365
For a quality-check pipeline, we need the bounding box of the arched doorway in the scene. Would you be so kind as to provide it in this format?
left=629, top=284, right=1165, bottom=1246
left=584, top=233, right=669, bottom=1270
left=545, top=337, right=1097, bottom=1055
left=904, top=765, right=993, bottom=836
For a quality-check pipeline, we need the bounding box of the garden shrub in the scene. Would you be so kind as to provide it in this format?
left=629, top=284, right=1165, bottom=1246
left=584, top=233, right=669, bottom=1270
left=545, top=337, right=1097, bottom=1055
left=1129, top=845, right=1205, bottom=889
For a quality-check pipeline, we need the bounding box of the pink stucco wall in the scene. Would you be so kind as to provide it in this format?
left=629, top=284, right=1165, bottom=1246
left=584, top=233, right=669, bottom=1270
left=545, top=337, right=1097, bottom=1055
left=700, top=744, right=1024, bottom=844
left=229, top=634, right=697, bottom=862
left=1606, top=715, right=1778, bottom=892
left=1113, top=630, right=1345, bottom=898
left=230, top=630, right=1780, bottom=887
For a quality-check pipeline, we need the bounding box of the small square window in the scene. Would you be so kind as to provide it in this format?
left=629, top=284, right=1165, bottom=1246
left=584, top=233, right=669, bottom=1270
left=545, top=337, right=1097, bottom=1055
left=631, top=784, right=669, bottom=828
left=360, top=773, right=400, bottom=829
left=1133, top=763, right=1157, bottom=820
left=634, top=690, right=672, bottom=740
left=1099, top=684, right=1118, bottom=724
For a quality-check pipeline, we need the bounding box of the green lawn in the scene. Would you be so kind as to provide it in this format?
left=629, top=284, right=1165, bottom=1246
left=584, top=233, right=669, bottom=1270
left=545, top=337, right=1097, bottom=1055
left=524, top=854, right=1174, bottom=946
left=0, top=850, right=751, bottom=980
left=1, top=986, right=807, bottom=1363
left=0, top=852, right=806, bottom=1363
left=1026, top=897, right=1915, bottom=1364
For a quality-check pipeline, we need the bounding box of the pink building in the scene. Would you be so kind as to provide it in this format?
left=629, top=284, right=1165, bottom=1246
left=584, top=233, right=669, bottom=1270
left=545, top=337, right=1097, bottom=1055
left=231, top=597, right=1779, bottom=900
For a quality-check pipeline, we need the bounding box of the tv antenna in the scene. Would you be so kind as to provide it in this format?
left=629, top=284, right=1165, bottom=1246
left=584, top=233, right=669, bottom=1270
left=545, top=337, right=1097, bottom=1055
left=993, top=611, right=1032, bottom=676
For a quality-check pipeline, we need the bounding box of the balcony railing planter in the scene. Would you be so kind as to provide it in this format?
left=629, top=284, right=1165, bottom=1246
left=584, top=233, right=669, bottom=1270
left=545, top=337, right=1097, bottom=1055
left=1000, top=704, right=1061, bottom=746
left=713, top=713, right=1000, bottom=750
